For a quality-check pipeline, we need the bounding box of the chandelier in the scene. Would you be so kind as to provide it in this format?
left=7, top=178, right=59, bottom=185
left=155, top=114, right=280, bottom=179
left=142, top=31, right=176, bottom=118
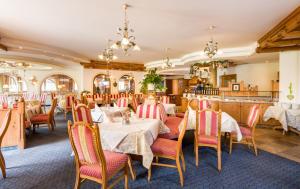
left=204, top=26, right=218, bottom=59
left=161, top=48, right=174, bottom=69
left=98, top=46, right=117, bottom=63
left=111, top=4, right=140, bottom=55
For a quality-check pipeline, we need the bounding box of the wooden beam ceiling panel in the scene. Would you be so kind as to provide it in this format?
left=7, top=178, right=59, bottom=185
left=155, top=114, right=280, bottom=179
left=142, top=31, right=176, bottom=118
left=257, top=6, right=300, bottom=53
left=0, top=43, right=7, bottom=51
left=81, top=60, right=145, bottom=71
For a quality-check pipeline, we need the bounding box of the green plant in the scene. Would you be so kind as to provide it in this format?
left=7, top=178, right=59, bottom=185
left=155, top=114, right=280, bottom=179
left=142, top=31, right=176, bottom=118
left=140, top=68, right=165, bottom=94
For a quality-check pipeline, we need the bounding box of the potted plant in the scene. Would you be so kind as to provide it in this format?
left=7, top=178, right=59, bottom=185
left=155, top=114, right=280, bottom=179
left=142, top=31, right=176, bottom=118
left=140, top=68, right=165, bottom=94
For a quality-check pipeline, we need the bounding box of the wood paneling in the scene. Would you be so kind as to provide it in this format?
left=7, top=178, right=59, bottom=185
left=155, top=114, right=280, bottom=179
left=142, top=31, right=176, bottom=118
left=257, top=6, right=300, bottom=53
left=219, top=102, right=241, bottom=122
left=81, top=60, right=145, bottom=71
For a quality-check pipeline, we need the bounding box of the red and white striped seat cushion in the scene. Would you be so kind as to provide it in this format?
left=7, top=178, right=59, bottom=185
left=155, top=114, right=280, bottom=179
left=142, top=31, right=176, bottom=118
left=116, top=98, right=129, bottom=107
left=161, top=96, right=170, bottom=104
left=80, top=151, right=128, bottom=179
left=151, top=138, right=177, bottom=157
left=247, top=105, right=259, bottom=127
left=136, top=104, right=160, bottom=120
left=30, top=114, right=49, bottom=123
left=66, top=95, right=75, bottom=109
left=158, top=116, right=183, bottom=139
left=197, top=135, right=218, bottom=145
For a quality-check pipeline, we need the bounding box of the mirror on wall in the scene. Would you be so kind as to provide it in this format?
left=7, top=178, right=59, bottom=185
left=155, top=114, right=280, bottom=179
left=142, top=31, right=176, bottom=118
left=118, top=75, right=135, bottom=93
left=0, top=73, right=27, bottom=93
left=41, top=74, right=78, bottom=93
left=93, top=74, right=110, bottom=94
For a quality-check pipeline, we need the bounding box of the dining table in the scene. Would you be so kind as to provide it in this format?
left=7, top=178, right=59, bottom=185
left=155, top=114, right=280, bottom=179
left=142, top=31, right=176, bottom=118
left=98, top=117, right=160, bottom=169
left=179, top=107, right=243, bottom=141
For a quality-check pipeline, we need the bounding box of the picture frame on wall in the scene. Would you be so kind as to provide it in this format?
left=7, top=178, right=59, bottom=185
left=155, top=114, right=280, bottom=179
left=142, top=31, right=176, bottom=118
left=232, top=84, right=240, bottom=91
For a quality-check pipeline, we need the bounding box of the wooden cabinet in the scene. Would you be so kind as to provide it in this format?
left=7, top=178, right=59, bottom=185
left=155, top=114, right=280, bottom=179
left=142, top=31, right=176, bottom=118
left=219, top=102, right=241, bottom=122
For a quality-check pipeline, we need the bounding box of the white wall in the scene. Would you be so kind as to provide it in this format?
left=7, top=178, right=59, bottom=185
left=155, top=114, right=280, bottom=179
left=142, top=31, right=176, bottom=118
left=82, top=69, right=146, bottom=94
left=279, top=51, right=300, bottom=103
left=217, top=61, right=279, bottom=91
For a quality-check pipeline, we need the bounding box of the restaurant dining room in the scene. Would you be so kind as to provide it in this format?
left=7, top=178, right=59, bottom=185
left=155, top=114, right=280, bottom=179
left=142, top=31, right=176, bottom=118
left=0, top=1, right=300, bottom=189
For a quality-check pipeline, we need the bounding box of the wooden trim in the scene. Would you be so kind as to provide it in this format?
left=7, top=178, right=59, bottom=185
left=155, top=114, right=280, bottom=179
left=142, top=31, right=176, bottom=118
left=0, top=43, right=7, bottom=51
left=81, top=60, right=145, bottom=71
left=257, top=6, right=300, bottom=53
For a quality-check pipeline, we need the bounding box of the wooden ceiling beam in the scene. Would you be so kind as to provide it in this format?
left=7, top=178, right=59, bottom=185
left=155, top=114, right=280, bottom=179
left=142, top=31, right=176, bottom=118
left=256, top=45, right=300, bottom=53
left=0, top=43, right=7, bottom=51
left=257, top=6, right=300, bottom=53
left=81, top=60, right=145, bottom=71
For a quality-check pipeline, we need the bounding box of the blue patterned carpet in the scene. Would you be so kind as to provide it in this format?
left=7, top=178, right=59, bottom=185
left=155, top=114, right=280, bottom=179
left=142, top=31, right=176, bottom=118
left=0, top=113, right=300, bottom=189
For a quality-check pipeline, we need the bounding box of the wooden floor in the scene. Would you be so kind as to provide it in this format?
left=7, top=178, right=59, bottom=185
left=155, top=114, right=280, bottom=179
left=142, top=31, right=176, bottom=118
left=255, top=127, right=300, bottom=163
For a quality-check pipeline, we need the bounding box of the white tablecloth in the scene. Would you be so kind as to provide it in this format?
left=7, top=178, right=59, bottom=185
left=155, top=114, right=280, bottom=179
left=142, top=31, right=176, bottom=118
left=91, top=106, right=129, bottom=123
left=179, top=108, right=242, bottom=141
left=99, top=118, right=160, bottom=168
left=163, top=103, right=176, bottom=115
left=263, top=106, right=288, bottom=131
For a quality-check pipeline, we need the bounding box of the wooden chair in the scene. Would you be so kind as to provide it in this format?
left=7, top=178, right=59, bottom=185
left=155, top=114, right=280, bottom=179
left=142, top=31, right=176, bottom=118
left=189, top=99, right=210, bottom=111
left=30, top=98, right=57, bottom=131
left=195, top=109, right=222, bottom=171
left=148, top=111, right=189, bottom=187
left=0, top=110, right=12, bottom=178
left=161, top=96, right=170, bottom=104
left=72, top=104, right=93, bottom=125
left=68, top=121, right=129, bottom=189
left=40, top=92, right=48, bottom=112
left=130, top=96, right=139, bottom=113
left=64, top=95, right=75, bottom=119
left=116, top=98, right=129, bottom=108
left=229, top=105, right=260, bottom=156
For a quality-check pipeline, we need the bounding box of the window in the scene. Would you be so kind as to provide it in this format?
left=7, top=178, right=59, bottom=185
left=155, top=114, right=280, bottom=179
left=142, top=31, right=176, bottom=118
left=41, top=74, right=78, bottom=93
left=0, top=74, right=26, bottom=93
left=93, top=74, right=110, bottom=94
left=118, top=75, right=135, bottom=93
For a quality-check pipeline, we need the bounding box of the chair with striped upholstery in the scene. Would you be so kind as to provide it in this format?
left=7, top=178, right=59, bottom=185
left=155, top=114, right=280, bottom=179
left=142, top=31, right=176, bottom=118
left=30, top=98, right=57, bottom=131
left=0, top=94, right=8, bottom=109
left=130, top=96, right=139, bottom=113
left=72, top=104, right=93, bottom=125
left=195, top=110, right=222, bottom=171
left=68, top=121, right=129, bottom=189
left=50, top=92, right=57, bottom=100
left=64, top=95, right=75, bottom=119
left=229, top=105, right=260, bottom=156
left=0, top=110, right=12, bottom=178
left=157, top=104, right=183, bottom=140
left=116, top=98, right=129, bottom=108
left=40, top=92, right=48, bottom=112
left=161, top=96, right=170, bottom=104
left=136, top=104, right=160, bottom=120
left=148, top=111, right=189, bottom=187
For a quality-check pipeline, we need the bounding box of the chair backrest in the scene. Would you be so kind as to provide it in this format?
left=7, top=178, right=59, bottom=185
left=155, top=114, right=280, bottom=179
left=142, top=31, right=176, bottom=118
left=247, top=105, right=260, bottom=128
left=196, top=110, right=221, bottom=138
left=48, top=98, right=58, bottom=117
left=68, top=121, right=106, bottom=178
left=40, top=92, right=48, bottom=104
left=116, top=98, right=129, bottom=107
left=73, top=104, right=93, bottom=124
left=66, top=95, right=75, bottom=108
left=176, top=111, right=189, bottom=154
left=0, top=110, right=12, bottom=145
left=73, top=99, right=81, bottom=107
left=0, top=94, right=8, bottom=108
left=199, top=100, right=210, bottom=111
left=131, top=96, right=139, bottom=113
left=161, top=96, right=170, bottom=104
left=50, top=92, right=56, bottom=100
left=157, top=103, right=167, bottom=123
left=136, top=104, right=160, bottom=120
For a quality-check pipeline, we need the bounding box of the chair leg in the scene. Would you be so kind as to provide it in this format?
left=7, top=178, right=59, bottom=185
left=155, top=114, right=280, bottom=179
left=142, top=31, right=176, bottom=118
left=147, top=165, right=152, bottom=182
left=252, top=138, right=258, bottom=156
left=47, top=123, right=52, bottom=131
left=0, top=151, right=6, bottom=178
left=124, top=165, right=128, bottom=189
left=127, top=156, right=136, bottom=180
left=180, top=151, right=186, bottom=172
left=74, top=172, right=80, bottom=189
left=155, top=156, right=159, bottom=163
left=176, top=157, right=184, bottom=187
left=217, top=147, right=222, bottom=172
left=195, top=145, right=199, bottom=167
left=229, top=135, right=233, bottom=155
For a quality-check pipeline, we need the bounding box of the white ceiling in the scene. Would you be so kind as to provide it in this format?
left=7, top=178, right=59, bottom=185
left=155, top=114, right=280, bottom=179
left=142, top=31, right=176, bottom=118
left=0, top=0, right=299, bottom=63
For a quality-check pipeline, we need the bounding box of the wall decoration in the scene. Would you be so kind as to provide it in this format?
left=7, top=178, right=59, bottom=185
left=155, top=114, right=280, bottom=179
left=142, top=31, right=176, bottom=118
left=232, top=84, right=240, bottom=91
left=286, top=82, right=294, bottom=101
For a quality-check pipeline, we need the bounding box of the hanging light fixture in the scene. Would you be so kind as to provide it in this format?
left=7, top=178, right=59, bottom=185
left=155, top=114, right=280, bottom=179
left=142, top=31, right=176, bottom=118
left=98, top=40, right=118, bottom=63
left=204, top=26, right=218, bottom=59
left=161, top=48, right=174, bottom=69
left=111, top=4, right=140, bottom=55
